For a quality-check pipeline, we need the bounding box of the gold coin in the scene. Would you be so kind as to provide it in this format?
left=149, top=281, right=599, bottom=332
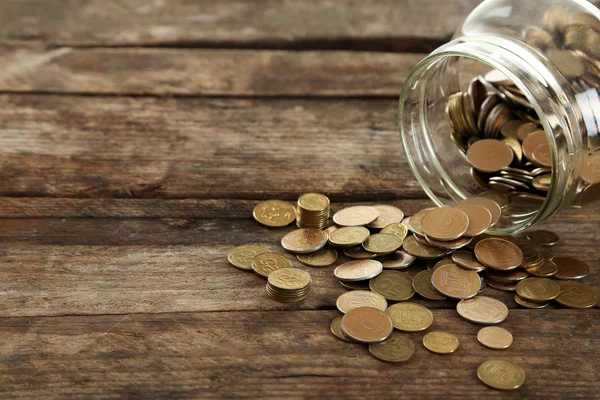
left=334, top=259, right=383, bottom=282
left=412, top=270, right=446, bottom=300
left=467, top=139, right=514, bottom=173
left=420, top=207, right=469, bottom=241
left=332, top=206, right=380, bottom=227
left=500, top=119, right=527, bottom=140
left=478, top=359, right=525, bottom=390
left=406, top=207, right=436, bottom=235
left=253, top=200, right=297, bottom=227
left=227, top=244, right=271, bottom=271
left=341, top=307, right=393, bottom=344
left=328, top=226, right=370, bottom=248
left=431, top=264, right=481, bottom=300
left=267, top=268, right=311, bottom=291
left=459, top=197, right=502, bottom=226
left=532, top=173, right=551, bottom=191
left=456, top=296, right=508, bottom=325
left=402, top=236, right=448, bottom=259
left=514, top=294, right=548, bottom=309
left=381, top=223, right=409, bottom=240
left=485, top=278, right=517, bottom=292
left=343, top=245, right=376, bottom=259
left=474, top=238, right=523, bottom=270
left=526, top=230, right=559, bottom=246
left=422, top=331, right=459, bottom=354
left=362, top=233, right=404, bottom=254
left=330, top=316, right=351, bottom=342
left=297, top=193, right=330, bottom=211
left=454, top=203, right=492, bottom=237
left=552, top=256, right=590, bottom=280
left=367, top=205, right=405, bottom=229
left=479, top=191, right=510, bottom=209
left=515, top=277, right=561, bottom=302
left=386, top=302, right=433, bottom=332
left=324, top=225, right=339, bottom=236
left=555, top=281, right=599, bottom=309
left=484, top=268, right=529, bottom=283
left=522, top=130, right=548, bottom=162
left=369, top=271, right=414, bottom=301
left=336, top=290, right=388, bottom=314
left=511, top=240, right=543, bottom=268
left=250, top=252, right=293, bottom=278
left=369, top=333, right=415, bottom=362
left=425, top=235, right=472, bottom=251
left=296, top=193, right=330, bottom=229
left=452, top=251, right=486, bottom=272
left=531, top=143, right=552, bottom=168
left=281, top=228, right=328, bottom=254
left=525, top=259, right=557, bottom=277
left=296, top=247, right=338, bottom=267
left=477, top=326, right=513, bottom=349
left=379, top=250, right=416, bottom=269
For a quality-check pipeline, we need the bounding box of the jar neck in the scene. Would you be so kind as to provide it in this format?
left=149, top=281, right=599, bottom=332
left=400, top=35, right=586, bottom=234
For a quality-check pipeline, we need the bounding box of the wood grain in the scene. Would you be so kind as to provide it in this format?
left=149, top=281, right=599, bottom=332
left=0, top=309, right=597, bottom=399
left=0, top=0, right=481, bottom=51
left=0, top=44, right=422, bottom=96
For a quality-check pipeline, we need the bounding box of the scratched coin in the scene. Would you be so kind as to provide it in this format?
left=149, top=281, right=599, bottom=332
left=330, top=316, right=352, bottom=342
left=362, top=233, right=404, bottom=254
left=554, top=281, right=599, bottom=309
left=253, top=200, right=297, bottom=227
left=296, top=247, right=338, bottom=267
left=369, top=270, right=414, bottom=301
left=250, top=252, right=293, bottom=278
left=334, top=259, right=383, bottom=282
left=369, top=333, right=415, bottom=362
left=333, top=206, right=380, bottom=227
left=381, top=223, right=409, bottom=240
left=475, top=238, right=523, bottom=271
left=421, top=207, right=470, bottom=241
left=477, top=359, right=526, bottom=390
left=336, top=290, right=388, bottom=314
left=477, top=326, right=513, bottom=349
left=515, top=277, right=561, bottom=302
left=281, top=228, right=329, bottom=254
left=431, top=263, right=481, bottom=300
left=227, top=244, right=271, bottom=271
left=423, top=331, right=459, bottom=354
left=456, top=296, right=508, bottom=325
left=386, top=302, right=433, bottom=332
left=412, top=269, right=446, bottom=300
left=367, top=205, right=405, bottom=229
left=328, top=226, right=371, bottom=248
left=341, top=307, right=394, bottom=344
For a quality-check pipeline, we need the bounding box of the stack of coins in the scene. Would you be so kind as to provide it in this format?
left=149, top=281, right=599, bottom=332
left=266, top=268, right=312, bottom=303
left=296, top=193, right=330, bottom=229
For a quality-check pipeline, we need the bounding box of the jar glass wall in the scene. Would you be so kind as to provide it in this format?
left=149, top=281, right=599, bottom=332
left=399, top=0, right=600, bottom=235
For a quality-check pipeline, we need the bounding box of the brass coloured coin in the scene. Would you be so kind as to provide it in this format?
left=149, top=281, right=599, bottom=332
left=456, top=296, right=509, bottom=325
left=421, top=207, right=470, bottom=241
left=402, top=236, right=449, bottom=259
left=369, top=333, right=415, bottom=362
left=341, top=307, right=393, bottom=344
left=251, top=252, right=293, bottom=278
left=475, top=238, right=523, bottom=270
left=477, top=326, right=513, bottom=349
left=336, top=290, right=388, bottom=314
left=296, top=247, right=338, bottom=267
left=555, top=281, right=599, bottom=309
left=253, top=200, right=297, bottom=227
left=227, top=244, right=271, bottom=271
left=526, top=230, right=559, bottom=246
left=525, top=259, right=558, bottom=277
left=477, top=359, right=526, bottom=390
left=333, top=206, right=380, bottom=227
left=328, top=226, right=370, bottom=248
left=460, top=197, right=502, bottom=226
left=363, top=233, right=404, bottom=254
left=381, top=223, right=409, bottom=240
left=514, top=294, right=549, bottom=309
left=367, top=205, right=405, bottom=229
left=423, top=331, right=459, bottom=354
left=406, top=207, right=436, bottom=236
left=454, top=203, right=493, bottom=237
left=267, top=268, right=311, bottom=291
left=431, top=264, right=481, bottom=300
left=369, top=270, right=414, bottom=301
left=334, top=259, right=383, bottom=282
left=552, top=256, right=590, bottom=280
left=479, top=190, right=510, bottom=209
left=452, top=251, right=486, bottom=272
left=343, top=245, right=376, bottom=259
left=467, top=139, right=514, bottom=173
left=426, top=235, right=472, bottom=251
left=330, top=316, right=351, bottom=342
left=281, top=228, right=329, bottom=254
left=379, top=250, right=416, bottom=269
left=515, top=277, right=561, bottom=302
left=413, top=270, right=446, bottom=300
left=386, top=302, right=433, bottom=332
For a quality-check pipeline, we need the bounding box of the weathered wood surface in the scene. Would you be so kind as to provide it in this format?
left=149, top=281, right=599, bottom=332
left=0, top=310, right=598, bottom=399
left=0, top=44, right=422, bottom=96
left=0, top=0, right=480, bottom=51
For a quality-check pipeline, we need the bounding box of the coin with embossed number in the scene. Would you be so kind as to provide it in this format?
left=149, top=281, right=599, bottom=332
left=381, top=223, right=409, bottom=240
left=431, top=264, right=481, bottom=300
left=227, top=244, right=271, bottom=271
left=423, top=331, right=459, bottom=354
left=421, top=207, right=470, bottom=241
left=267, top=268, right=311, bottom=291
left=369, top=271, right=414, bottom=302
left=281, top=228, right=328, bottom=254
left=367, top=205, right=405, bottom=229
left=555, top=281, right=599, bottom=309
left=333, top=206, right=380, bottom=227
left=477, top=326, right=513, bottom=349
left=363, top=233, right=404, bottom=254
left=328, top=226, right=370, bottom=248
left=369, top=333, right=415, bottom=362
left=251, top=252, right=293, bottom=278
left=253, top=200, right=297, bottom=227
left=334, top=259, right=383, bottom=282
left=296, top=247, right=338, bottom=267
left=341, top=307, right=393, bottom=344
left=515, top=277, right=561, bottom=302
left=386, top=302, right=433, bottom=332
left=336, top=290, right=387, bottom=314
left=477, top=359, right=525, bottom=390
left=456, top=296, right=508, bottom=325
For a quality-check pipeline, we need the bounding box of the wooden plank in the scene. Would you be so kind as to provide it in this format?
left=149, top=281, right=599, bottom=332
left=0, top=95, right=425, bottom=200
left=0, top=44, right=422, bottom=96
left=0, top=309, right=597, bottom=399
left=0, top=0, right=481, bottom=51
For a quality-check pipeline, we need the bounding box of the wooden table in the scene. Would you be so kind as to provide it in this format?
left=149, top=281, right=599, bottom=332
left=0, top=1, right=598, bottom=398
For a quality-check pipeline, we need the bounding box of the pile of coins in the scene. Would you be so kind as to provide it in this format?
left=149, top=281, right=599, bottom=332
left=227, top=193, right=598, bottom=391
left=296, top=193, right=330, bottom=229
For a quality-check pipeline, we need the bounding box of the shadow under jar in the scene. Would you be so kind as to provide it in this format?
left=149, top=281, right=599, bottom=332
left=399, top=0, right=600, bottom=235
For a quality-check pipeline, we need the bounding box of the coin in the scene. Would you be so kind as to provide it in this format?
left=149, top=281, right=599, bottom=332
left=406, top=207, right=436, bottom=235
left=479, top=191, right=510, bottom=209
left=336, top=290, right=388, bottom=313
left=402, top=236, right=449, bottom=259
left=525, top=259, right=558, bottom=277
left=515, top=277, right=561, bottom=302
left=426, top=235, right=472, bottom=250
left=459, top=197, right=502, bottom=226
left=369, top=333, right=415, bottom=362
left=324, top=225, right=339, bottom=236
left=485, top=278, right=517, bottom=292
left=334, top=259, right=383, bottom=282
left=512, top=240, right=543, bottom=268
left=386, top=302, right=433, bottom=332
left=253, top=200, right=297, bottom=227
left=369, top=270, right=414, bottom=301
left=367, top=205, right=405, bottom=229
left=582, top=152, right=600, bottom=184
left=552, top=256, right=590, bottom=280
left=330, top=316, right=351, bottom=342
left=267, top=267, right=311, bottom=290
left=333, top=206, right=380, bottom=227
left=532, top=173, right=551, bottom=191
left=522, top=130, right=548, bottom=162
left=422, top=331, right=459, bottom=354
left=281, top=228, right=328, bottom=254
left=484, top=268, right=529, bottom=283
left=227, top=244, right=271, bottom=271
left=339, top=280, right=370, bottom=291
left=514, top=294, right=549, bottom=309
left=343, top=245, right=376, bottom=259
left=454, top=203, right=493, bottom=237
left=456, top=296, right=508, bottom=325
left=296, top=247, right=338, bottom=267
left=379, top=250, right=416, bottom=269
left=517, top=122, right=539, bottom=141
left=341, top=307, right=393, bottom=344
left=251, top=252, right=293, bottom=278
left=412, top=270, right=446, bottom=300
left=420, top=207, right=469, bottom=241
left=362, top=233, right=404, bottom=254
left=452, top=251, right=486, bottom=272
left=432, top=258, right=455, bottom=270
left=477, top=326, right=513, bottom=350
left=467, top=139, right=514, bottom=173
left=478, top=359, right=525, bottom=390
left=328, top=226, right=370, bottom=248
left=474, top=238, right=523, bottom=270
left=526, top=230, right=559, bottom=246
left=500, top=119, right=526, bottom=140
left=381, top=223, right=409, bottom=240
left=532, top=143, right=552, bottom=168
left=547, top=49, right=585, bottom=77
left=555, top=281, right=599, bottom=309
left=296, top=193, right=330, bottom=229
left=431, top=264, right=481, bottom=300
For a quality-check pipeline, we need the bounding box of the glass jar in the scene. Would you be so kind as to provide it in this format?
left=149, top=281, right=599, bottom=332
left=399, top=0, right=600, bottom=235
